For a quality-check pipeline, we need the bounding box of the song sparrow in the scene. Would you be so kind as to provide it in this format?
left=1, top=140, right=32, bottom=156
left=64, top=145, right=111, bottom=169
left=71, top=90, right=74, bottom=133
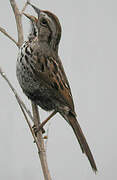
left=16, top=3, right=97, bottom=172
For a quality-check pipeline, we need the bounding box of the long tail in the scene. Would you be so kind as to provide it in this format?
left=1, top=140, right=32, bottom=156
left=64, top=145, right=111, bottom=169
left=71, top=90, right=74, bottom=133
left=65, top=112, right=97, bottom=172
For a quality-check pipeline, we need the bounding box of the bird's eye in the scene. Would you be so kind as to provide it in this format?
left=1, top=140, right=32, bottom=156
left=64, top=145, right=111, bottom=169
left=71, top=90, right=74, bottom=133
left=40, top=19, right=48, bottom=26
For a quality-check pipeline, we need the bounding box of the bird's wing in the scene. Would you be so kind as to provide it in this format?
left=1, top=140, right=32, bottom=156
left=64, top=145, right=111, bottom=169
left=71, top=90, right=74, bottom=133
left=31, top=53, right=75, bottom=114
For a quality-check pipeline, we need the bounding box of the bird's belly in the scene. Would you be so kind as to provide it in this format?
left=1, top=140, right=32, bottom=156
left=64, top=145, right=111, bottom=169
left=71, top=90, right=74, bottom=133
left=16, top=59, right=56, bottom=111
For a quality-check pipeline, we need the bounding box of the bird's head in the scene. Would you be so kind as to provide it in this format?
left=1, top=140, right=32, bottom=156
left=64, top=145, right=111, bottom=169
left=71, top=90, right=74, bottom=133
left=24, top=3, right=62, bottom=50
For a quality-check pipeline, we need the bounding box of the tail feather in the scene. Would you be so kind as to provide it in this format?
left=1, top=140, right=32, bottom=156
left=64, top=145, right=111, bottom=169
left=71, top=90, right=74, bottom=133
left=67, top=113, right=97, bottom=172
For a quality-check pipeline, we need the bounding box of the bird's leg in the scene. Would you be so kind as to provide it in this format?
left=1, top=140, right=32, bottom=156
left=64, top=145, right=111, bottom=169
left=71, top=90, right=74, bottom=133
left=38, top=110, right=57, bottom=131
left=32, top=124, right=45, bottom=134
left=33, top=110, right=57, bottom=135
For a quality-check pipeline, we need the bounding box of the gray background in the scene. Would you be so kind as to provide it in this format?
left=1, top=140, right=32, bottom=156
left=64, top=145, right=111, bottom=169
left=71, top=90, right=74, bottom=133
left=0, top=0, right=116, bottom=179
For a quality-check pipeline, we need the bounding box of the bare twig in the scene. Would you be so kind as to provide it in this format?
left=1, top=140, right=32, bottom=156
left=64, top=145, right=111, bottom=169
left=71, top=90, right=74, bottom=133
left=0, top=66, right=34, bottom=121
left=0, top=27, right=18, bottom=46
left=32, top=103, right=52, bottom=180
left=10, top=0, right=24, bottom=47
left=17, top=100, right=41, bottom=150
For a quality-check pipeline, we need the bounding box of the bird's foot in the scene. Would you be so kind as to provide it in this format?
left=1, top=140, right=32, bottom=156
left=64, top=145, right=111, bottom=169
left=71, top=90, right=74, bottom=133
left=32, top=124, right=45, bottom=136
left=32, top=111, right=57, bottom=137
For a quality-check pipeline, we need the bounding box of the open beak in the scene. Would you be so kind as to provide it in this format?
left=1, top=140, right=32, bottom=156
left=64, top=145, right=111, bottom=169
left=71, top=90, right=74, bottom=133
left=23, top=13, right=37, bottom=23
left=28, top=2, right=41, bottom=18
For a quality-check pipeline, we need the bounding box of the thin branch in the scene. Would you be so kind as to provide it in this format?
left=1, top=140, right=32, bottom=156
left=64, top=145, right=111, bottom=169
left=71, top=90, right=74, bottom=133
left=10, top=0, right=24, bottom=47
left=0, top=66, right=33, bottom=122
left=0, top=27, right=18, bottom=46
left=17, top=99, right=41, bottom=150
left=32, top=103, right=52, bottom=180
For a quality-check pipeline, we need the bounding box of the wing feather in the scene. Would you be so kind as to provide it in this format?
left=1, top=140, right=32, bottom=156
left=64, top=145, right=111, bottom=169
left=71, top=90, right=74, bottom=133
left=32, top=54, right=75, bottom=113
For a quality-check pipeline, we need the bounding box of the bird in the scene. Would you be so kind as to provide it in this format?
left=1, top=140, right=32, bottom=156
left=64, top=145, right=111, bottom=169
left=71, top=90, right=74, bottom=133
left=16, top=3, right=97, bottom=172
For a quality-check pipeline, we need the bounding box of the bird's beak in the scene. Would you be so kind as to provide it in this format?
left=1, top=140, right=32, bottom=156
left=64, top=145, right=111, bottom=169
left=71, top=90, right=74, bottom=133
left=28, top=2, right=40, bottom=18
left=23, top=13, right=37, bottom=23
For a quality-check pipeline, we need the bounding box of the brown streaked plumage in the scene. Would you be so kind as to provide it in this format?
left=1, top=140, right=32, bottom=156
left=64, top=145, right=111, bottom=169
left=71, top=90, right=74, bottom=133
left=16, top=3, right=97, bottom=172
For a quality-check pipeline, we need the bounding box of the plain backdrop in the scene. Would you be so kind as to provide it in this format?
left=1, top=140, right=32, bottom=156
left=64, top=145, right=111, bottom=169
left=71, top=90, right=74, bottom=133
left=0, top=0, right=117, bottom=179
